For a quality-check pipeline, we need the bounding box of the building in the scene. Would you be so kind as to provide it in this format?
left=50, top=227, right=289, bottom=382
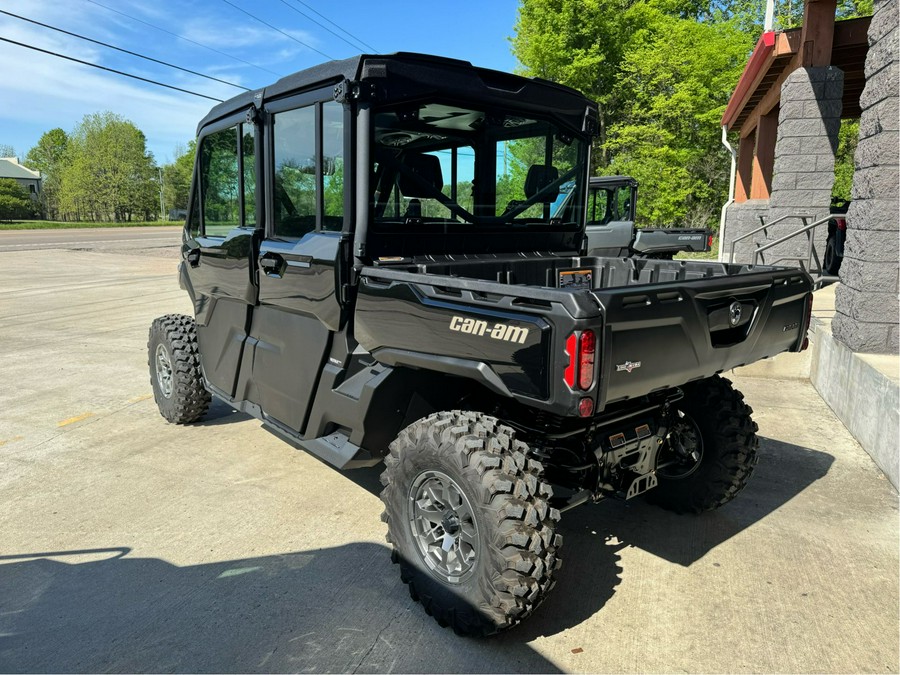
left=0, top=156, right=42, bottom=198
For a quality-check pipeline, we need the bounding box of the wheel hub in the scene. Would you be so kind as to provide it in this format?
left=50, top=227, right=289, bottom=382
left=155, top=344, right=174, bottom=399
left=408, top=470, right=478, bottom=583
left=658, top=411, right=703, bottom=479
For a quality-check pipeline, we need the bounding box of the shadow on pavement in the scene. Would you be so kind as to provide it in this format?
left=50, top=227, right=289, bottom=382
left=0, top=437, right=831, bottom=672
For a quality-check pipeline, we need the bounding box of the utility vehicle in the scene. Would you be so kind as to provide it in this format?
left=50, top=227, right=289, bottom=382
left=580, top=176, right=712, bottom=257
left=149, top=53, right=813, bottom=636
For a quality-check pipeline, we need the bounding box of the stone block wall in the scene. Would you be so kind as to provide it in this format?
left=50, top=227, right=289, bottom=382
left=832, top=0, right=900, bottom=354
left=721, top=67, right=842, bottom=266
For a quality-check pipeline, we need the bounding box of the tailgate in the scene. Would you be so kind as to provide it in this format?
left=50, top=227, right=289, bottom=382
left=594, top=269, right=812, bottom=407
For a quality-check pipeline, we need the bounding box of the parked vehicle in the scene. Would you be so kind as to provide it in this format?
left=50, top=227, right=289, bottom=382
left=555, top=176, right=713, bottom=258
left=824, top=198, right=849, bottom=276
left=149, top=53, right=814, bottom=636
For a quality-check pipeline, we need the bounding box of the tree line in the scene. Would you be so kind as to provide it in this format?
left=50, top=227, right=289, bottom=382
left=10, top=112, right=195, bottom=223
left=511, top=0, right=870, bottom=229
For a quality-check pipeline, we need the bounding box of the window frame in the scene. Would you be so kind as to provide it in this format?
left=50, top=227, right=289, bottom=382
left=264, top=86, right=349, bottom=241
left=193, top=109, right=260, bottom=239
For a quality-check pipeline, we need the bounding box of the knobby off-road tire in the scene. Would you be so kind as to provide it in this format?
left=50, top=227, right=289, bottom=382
left=380, top=411, right=562, bottom=636
left=647, top=375, right=759, bottom=514
left=148, top=314, right=211, bottom=424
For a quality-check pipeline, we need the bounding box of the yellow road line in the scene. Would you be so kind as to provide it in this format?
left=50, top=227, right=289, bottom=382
left=128, top=394, right=153, bottom=403
left=0, top=435, right=24, bottom=447
left=57, top=412, right=95, bottom=427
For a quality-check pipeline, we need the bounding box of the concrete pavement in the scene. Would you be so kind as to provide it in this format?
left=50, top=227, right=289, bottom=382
left=0, top=241, right=896, bottom=673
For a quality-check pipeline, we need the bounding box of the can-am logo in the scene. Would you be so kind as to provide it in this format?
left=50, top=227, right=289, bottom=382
left=449, top=316, right=530, bottom=344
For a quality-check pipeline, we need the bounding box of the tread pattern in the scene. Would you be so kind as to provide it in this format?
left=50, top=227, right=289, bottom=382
left=148, top=314, right=211, bottom=424
left=380, top=411, right=561, bottom=636
left=649, top=375, right=759, bottom=514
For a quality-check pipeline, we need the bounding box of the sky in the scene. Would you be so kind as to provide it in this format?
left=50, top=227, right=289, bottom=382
left=0, top=0, right=522, bottom=165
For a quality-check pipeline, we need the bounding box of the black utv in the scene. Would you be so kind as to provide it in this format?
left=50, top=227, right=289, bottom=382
left=149, top=53, right=813, bottom=636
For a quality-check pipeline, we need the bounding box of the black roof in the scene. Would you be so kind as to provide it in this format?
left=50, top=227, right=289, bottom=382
left=197, top=52, right=596, bottom=135
left=590, top=175, right=637, bottom=188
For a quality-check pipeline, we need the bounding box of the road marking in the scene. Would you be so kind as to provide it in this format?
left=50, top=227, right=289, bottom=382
left=0, top=435, right=24, bottom=447
left=129, top=394, right=153, bottom=403
left=57, top=412, right=95, bottom=427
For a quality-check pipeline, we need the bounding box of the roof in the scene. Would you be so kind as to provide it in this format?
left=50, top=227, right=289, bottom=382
left=722, top=16, right=871, bottom=133
left=0, top=157, right=40, bottom=180
left=197, top=52, right=596, bottom=135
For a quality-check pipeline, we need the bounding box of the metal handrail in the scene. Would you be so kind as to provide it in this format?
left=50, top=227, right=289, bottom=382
left=753, top=214, right=832, bottom=275
left=728, top=213, right=813, bottom=263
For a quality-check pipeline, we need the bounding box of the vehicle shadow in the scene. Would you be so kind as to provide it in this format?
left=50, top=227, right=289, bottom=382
left=0, top=544, right=565, bottom=674
left=0, top=437, right=829, bottom=672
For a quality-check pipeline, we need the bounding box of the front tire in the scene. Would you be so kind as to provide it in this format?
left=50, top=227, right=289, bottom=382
left=148, top=314, right=211, bottom=424
left=647, top=375, right=758, bottom=514
left=380, top=411, right=561, bottom=636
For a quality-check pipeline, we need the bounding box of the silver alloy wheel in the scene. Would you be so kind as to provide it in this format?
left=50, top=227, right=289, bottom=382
left=155, top=343, right=174, bottom=399
left=658, top=410, right=704, bottom=479
left=408, top=470, right=479, bottom=583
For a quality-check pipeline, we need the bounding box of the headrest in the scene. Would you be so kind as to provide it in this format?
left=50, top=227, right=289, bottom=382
left=398, top=153, right=443, bottom=198
left=524, top=165, right=560, bottom=201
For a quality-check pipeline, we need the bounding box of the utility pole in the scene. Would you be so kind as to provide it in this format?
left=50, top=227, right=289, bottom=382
left=158, top=166, right=165, bottom=221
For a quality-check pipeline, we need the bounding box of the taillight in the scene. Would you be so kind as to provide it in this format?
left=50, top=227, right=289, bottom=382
left=707, top=234, right=714, bottom=249
left=800, top=292, right=813, bottom=351
left=578, top=330, right=596, bottom=390
left=564, top=330, right=597, bottom=391
left=835, top=217, right=847, bottom=231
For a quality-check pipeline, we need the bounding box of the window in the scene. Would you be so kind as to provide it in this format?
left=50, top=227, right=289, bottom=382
left=588, top=189, right=610, bottom=225
left=322, top=101, right=344, bottom=230
left=200, top=126, right=240, bottom=237
left=273, top=106, right=316, bottom=238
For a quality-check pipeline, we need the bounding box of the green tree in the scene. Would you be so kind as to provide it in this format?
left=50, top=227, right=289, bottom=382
left=162, top=140, right=196, bottom=215
left=25, top=128, right=68, bottom=220
left=59, top=112, right=158, bottom=222
left=513, top=0, right=751, bottom=229
left=0, top=144, right=16, bottom=158
left=0, top=178, right=37, bottom=221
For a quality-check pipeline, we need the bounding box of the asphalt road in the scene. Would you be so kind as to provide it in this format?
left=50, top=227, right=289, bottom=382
left=0, top=226, right=182, bottom=253
left=0, top=233, right=897, bottom=673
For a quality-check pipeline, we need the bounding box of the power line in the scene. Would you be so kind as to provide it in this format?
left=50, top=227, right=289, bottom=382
left=83, top=0, right=283, bottom=78
left=0, top=36, right=223, bottom=102
left=0, top=9, right=249, bottom=91
left=220, top=0, right=334, bottom=60
left=275, top=0, right=372, bottom=54
left=282, top=0, right=377, bottom=52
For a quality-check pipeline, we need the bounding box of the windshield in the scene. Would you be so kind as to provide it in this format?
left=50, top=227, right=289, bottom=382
left=370, top=102, right=588, bottom=229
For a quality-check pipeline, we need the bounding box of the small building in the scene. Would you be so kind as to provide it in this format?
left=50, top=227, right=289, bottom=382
left=0, top=157, right=42, bottom=198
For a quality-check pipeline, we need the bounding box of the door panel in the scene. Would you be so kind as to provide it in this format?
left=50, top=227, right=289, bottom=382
left=248, top=232, right=344, bottom=433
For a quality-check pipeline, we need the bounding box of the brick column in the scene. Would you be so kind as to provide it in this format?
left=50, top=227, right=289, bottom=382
left=832, top=0, right=900, bottom=354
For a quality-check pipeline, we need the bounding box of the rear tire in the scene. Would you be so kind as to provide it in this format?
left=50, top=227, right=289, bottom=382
left=148, top=314, right=211, bottom=424
left=823, top=234, right=842, bottom=275
left=647, top=375, right=758, bottom=514
left=380, top=411, right=562, bottom=636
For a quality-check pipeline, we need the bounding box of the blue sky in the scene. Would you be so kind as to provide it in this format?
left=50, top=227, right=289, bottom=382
left=0, top=0, right=521, bottom=164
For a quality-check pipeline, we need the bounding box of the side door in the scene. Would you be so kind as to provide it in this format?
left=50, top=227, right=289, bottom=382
left=241, top=92, right=350, bottom=435
left=182, top=114, right=260, bottom=398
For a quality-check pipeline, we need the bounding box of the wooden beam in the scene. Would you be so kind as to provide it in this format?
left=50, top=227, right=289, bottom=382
left=735, top=132, right=755, bottom=203
left=801, top=0, right=838, bottom=67
left=751, top=108, right=778, bottom=200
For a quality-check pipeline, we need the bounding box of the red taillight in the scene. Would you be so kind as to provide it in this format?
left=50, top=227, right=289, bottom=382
left=564, top=330, right=596, bottom=391
left=578, top=330, right=596, bottom=390
left=707, top=234, right=714, bottom=249
left=835, top=217, right=847, bottom=231
left=800, top=292, right=813, bottom=351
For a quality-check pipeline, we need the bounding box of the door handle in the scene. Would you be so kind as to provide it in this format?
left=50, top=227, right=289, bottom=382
left=259, top=252, right=286, bottom=277
left=186, top=248, right=201, bottom=267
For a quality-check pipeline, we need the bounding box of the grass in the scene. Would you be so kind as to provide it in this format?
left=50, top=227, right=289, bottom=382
left=0, top=220, right=179, bottom=230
